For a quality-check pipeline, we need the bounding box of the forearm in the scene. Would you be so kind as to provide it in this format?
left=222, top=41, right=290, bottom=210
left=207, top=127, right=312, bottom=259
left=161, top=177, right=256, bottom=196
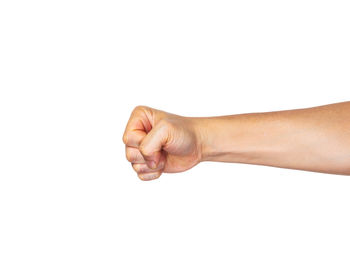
left=194, top=102, right=350, bottom=175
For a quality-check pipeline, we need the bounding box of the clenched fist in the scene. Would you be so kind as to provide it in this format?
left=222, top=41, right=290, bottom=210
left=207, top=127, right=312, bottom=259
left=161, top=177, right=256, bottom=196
left=123, top=102, right=350, bottom=178
left=123, top=106, right=203, bottom=181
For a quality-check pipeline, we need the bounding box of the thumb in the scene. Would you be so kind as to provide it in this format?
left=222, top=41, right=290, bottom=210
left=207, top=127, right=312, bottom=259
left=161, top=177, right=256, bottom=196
left=139, top=120, right=170, bottom=169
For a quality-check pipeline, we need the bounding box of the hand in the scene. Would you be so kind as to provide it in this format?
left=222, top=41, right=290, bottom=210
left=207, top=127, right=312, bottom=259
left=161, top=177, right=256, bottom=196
left=123, top=106, right=203, bottom=181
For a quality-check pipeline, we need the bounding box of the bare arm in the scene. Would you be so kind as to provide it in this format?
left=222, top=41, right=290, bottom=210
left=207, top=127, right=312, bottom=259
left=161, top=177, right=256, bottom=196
left=197, top=102, right=350, bottom=175
left=123, top=102, right=350, bottom=180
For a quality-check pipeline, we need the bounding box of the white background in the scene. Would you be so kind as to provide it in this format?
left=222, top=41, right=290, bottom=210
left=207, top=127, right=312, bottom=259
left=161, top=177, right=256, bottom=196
left=0, top=0, right=350, bottom=279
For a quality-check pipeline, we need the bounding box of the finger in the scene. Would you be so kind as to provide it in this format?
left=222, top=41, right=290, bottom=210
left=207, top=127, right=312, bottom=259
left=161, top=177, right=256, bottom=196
left=137, top=171, right=162, bottom=181
left=132, top=161, right=165, bottom=174
left=139, top=120, right=170, bottom=169
left=125, top=146, right=146, bottom=163
left=123, top=129, right=146, bottom=148
left=123, top=106, right=152, bottom=148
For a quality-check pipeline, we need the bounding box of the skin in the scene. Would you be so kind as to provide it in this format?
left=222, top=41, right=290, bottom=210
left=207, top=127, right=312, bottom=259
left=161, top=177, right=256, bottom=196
left=123, top=102, right=350, bottom=180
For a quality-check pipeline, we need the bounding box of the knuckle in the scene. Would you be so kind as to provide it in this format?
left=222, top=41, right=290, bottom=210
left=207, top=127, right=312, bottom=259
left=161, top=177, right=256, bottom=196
left=138, top=172, right=161, bottom=181
left=158, top=118, right=174, bottom=132
left=158, top=118, right=169, bottom=127
left=122, top=133, right=128, bottom=145
left=132, top=163, right=140, bottom=172
left=132, top=105, right=146, bottom=114
left=138, top=174, right=148, bottom=181
left=133, top=163, right=148, bottom=173
left=125, top=149, right=134, bottom=162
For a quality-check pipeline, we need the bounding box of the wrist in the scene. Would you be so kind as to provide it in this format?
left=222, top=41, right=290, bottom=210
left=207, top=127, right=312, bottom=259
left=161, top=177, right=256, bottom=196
left=191, top=115, right=255, bottom=163
left=192, top=112, right=290, bottom=165
left=191, top=117, right=217, bottom=162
